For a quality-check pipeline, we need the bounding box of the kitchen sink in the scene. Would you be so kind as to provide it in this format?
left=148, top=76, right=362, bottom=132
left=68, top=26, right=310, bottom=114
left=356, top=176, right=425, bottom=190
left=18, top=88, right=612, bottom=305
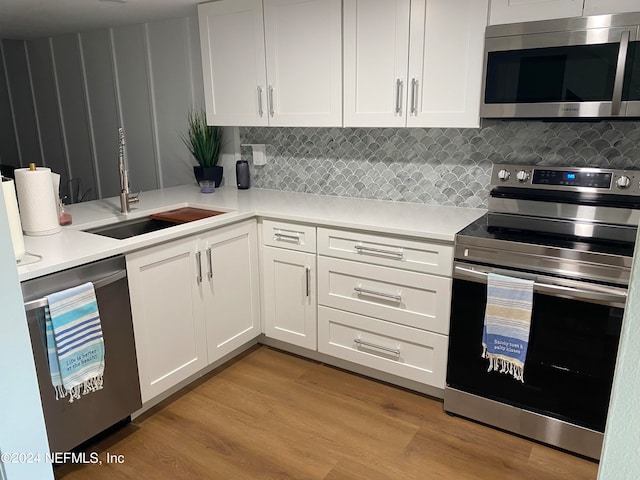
left=84, top=207, right=230, bottom=240
left=85, top=217, right=177, bottom=239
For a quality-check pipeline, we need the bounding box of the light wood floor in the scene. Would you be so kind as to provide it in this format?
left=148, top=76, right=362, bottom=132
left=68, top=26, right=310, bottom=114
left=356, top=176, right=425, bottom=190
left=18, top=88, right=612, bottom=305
left=55, top=345, right=598, bottom=480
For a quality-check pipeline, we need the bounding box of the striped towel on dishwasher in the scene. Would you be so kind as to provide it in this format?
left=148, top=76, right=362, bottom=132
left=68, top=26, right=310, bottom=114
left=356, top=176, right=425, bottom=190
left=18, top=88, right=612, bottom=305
left=45, top=282, right=105, bottom=402
left=482, top=273, right=534, bottom=383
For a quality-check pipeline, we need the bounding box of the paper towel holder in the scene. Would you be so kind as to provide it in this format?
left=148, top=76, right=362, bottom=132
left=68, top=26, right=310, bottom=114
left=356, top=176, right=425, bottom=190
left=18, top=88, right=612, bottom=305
left=241, top=144, right=267, bottom=166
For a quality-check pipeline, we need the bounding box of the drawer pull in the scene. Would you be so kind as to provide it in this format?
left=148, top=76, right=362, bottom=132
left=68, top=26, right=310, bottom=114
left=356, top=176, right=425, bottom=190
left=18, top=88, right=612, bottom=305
left=354, top=244, right=403, bottom=259
left=354, top=286, right=402, bottom=302
left=354, top=338, right=401, bottom=357
left=274, top=232, right=301, bottom=242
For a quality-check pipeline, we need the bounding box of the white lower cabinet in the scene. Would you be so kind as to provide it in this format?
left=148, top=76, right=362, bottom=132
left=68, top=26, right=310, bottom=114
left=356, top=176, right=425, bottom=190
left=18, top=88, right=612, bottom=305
left=316, top=227, right=453, bottom=390
left=127, top=220, right=260, bottom=403
left=262, top=246, right=317, bottom=349
left=261, top=220, right=318, bottom=350
left=318, top=306, right=448, bottom=387
left=127, top=236, right=207, bottom=403
left=202, top=222, right=261, bottom=362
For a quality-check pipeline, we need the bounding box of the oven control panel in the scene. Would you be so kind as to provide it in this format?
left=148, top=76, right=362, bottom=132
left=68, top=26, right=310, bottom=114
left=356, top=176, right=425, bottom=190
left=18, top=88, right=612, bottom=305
left=532, top=169, right=612, bottom=188
left=492, top=165, right=640, bottom=195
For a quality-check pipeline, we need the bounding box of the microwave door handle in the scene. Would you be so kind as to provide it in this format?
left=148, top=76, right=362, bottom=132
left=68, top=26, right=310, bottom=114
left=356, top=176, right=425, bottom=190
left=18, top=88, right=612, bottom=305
left=612, top=30, right=630, bottom=116
left=453, top=266, right=627, bottom=305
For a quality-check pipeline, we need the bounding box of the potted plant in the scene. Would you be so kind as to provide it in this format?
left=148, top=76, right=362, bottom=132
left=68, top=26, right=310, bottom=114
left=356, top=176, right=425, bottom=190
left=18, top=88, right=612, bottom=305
left=180, top=109, right=223, bottom=187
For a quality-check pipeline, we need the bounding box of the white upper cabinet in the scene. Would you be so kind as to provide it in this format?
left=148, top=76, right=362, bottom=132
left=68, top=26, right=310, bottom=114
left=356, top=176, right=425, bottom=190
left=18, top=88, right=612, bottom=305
left=263, top=0, right=343, bottom=127
left=198, top=0, right=342, bottom=127
left=198, top=0, right=268, bottom=126
left=343, top=0, right=488, bottom=128
left=343, top=0, right=411, bottom=127
left=407, top=0, right=488, bottom=128
left=489, top=0, right=640, bottom=25
left=489, top=0, right=584, bottom=25
left=583, top=0, right=640, bottom=15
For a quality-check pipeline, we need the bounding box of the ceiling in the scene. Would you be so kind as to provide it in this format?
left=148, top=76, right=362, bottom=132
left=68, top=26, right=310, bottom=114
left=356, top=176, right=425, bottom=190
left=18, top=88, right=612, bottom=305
left=0, top=0, right=204, bottom=40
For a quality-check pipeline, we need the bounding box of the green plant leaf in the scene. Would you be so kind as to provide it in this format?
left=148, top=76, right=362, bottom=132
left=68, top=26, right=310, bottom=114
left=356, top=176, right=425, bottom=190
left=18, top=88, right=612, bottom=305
left=180, top=109, right=222, bottom=168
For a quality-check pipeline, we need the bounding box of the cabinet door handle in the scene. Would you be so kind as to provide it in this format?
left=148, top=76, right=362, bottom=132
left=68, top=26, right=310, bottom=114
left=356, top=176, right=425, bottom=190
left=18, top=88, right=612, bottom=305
left=206, top=247, right=213, bottom=280
left=354, top=338, right=401, bottom=357
left=274, top=232, right=301, bottom=242
left=195, top=251, right=202, bottom=284
left=305, top=267, right=311, bottom=298
left=257, top=86, right=264, bottom=117
left=395, top=79, right=403, bottom=115
left=410, top=78, right=418, bottom=115
left=268, top=85, right=275, bottom=117
left=354, top=244, right=403, bottom=259
left=354, top=285, right=402, bottom=302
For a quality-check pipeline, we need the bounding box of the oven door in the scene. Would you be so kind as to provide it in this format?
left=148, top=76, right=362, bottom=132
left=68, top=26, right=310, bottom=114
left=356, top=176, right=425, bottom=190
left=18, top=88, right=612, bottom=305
left=446, top=262, right=625, bottom=435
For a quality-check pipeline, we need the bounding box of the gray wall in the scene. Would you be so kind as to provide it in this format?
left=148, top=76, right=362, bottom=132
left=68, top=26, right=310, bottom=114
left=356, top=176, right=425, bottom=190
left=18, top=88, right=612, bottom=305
left=240, top=120, right=640, bottom=209
left=0, top=15, right=204, bottom=202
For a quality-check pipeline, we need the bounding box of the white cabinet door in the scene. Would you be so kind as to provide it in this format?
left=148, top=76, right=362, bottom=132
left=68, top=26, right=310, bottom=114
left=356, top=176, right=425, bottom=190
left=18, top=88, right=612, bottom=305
left=263, top=246, right=317, bottom=349
left=198, top=0, right=268, bottom=126
left=489, top=0, right=583, bottom=25
left=343, top=0, right=411, bottom=127
left=202, top=221, right=261, bottom=362
left=407, top=0, right=488, bottom=128
left=343, top=0, right=487, bottom=128
left=126, top=237, right=207, bottom=403
left=263, top=0, right=343, bottom=127
left=583, top=0, right=639, bottom=15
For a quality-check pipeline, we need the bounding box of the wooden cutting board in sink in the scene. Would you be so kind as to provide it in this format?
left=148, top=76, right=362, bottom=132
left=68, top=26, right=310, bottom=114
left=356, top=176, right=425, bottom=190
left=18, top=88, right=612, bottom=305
left=150, top=207, right=227, bottom=224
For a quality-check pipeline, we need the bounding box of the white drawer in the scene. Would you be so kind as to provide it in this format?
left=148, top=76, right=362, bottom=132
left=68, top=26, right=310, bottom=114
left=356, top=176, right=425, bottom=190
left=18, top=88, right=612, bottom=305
left=318, top=306, right=447, bottom=388
left=317, top=227, right=453, bottom=276
left=262, top=219, right=316, bottom=253
left=318, top=256, right=451, bottom=334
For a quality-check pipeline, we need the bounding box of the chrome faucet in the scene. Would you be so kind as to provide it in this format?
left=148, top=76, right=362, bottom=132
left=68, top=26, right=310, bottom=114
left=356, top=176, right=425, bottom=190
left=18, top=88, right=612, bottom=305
left=118, top=128, right=139, bottom=213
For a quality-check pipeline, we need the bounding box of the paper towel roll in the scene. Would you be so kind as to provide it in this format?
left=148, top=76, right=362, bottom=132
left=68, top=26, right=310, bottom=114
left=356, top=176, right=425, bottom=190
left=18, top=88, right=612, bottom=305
left=14, top=167, right=61, bottom=236
left=2, top=178, right=26, bottom=260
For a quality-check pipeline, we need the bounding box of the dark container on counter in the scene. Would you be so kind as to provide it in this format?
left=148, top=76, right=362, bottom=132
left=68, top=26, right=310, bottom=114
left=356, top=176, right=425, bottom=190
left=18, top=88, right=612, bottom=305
left=236, top=160, right=250, bottom=189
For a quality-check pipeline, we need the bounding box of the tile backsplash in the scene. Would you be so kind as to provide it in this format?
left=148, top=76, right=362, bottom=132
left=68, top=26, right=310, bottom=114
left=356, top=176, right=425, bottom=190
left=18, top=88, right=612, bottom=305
left=239, top=121, right=640, bottom=209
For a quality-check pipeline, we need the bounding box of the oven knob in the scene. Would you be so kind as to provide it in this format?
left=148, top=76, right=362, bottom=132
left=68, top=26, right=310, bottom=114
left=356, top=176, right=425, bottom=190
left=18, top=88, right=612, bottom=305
left=516, top=170, right=530, bottom=183
left=497, top=169, right=510, bottom=181
left=616, top=175, right=631, bottom=189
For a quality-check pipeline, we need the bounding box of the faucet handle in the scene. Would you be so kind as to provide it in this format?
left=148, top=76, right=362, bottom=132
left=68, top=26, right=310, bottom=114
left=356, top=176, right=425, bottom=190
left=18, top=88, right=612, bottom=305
left=128, top=191, right=140, bottom=204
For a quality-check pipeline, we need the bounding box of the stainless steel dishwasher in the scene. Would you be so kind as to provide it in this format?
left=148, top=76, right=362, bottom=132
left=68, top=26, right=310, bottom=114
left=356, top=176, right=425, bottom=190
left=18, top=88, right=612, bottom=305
left=21, top=255, right=142, bottom=453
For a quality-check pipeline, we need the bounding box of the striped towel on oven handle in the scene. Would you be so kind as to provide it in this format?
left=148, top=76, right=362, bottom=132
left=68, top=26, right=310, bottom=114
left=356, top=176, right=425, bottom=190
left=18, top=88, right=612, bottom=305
left=482, top=273, right=534, bottom=383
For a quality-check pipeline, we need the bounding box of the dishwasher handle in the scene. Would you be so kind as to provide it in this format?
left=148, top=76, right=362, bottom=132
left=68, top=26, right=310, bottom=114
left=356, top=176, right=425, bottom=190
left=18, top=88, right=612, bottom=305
left=23, top=269, right=127, bottom=312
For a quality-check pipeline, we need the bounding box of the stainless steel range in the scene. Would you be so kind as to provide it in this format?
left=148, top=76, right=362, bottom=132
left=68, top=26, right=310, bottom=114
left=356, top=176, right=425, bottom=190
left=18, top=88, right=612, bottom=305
left=444, top=164, right=638, bottom=460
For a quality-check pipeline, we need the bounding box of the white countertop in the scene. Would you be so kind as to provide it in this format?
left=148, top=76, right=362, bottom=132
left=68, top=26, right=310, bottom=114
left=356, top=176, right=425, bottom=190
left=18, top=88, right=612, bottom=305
left=17, top=185, right=486, bottom=281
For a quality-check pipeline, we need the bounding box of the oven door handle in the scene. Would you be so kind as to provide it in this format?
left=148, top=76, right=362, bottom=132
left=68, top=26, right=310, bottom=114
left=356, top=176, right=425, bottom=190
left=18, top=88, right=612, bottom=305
left=454, top=265, right=627, bottom=305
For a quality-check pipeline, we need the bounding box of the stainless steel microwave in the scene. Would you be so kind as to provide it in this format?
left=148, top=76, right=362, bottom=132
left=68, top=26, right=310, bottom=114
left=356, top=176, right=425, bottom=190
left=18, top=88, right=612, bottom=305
left=481, top=12, right=640, bottom=119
